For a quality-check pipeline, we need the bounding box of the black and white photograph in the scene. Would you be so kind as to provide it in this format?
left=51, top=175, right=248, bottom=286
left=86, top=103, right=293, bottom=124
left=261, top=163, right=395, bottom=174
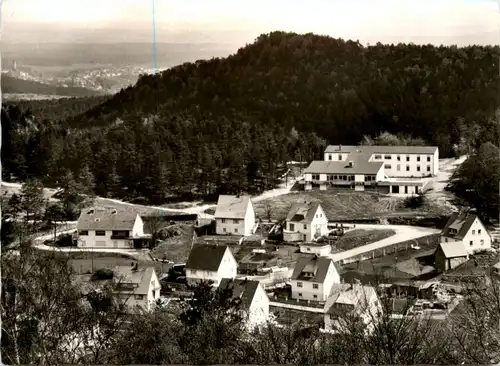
left=1, top=0, right=500, bottom=364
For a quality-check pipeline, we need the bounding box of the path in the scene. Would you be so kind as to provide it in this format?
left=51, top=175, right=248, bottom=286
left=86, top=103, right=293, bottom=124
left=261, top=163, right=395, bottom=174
left=327, top=223, right=440, bottom=263
left=424, top=155, right=468, bottom=212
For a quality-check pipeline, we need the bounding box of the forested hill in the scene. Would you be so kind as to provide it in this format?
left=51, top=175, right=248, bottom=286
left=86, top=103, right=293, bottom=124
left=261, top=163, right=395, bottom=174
left=71, top=31, right=500, bottom=155
left=3, top=32, right=500, bottom=207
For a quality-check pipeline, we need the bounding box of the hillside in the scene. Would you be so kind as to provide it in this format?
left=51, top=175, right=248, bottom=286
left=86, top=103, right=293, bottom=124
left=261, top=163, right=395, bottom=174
left=3, top=32, right=500, bottom=207
left=1, top=74, right=105, bottom=97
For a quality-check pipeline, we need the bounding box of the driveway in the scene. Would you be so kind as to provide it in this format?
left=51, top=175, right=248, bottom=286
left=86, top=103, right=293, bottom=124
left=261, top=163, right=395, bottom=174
left=327, top=223, right=440, bottom=263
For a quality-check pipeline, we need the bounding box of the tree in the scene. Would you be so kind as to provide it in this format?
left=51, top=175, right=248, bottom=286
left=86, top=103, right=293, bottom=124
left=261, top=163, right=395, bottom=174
left=263, top=200, right=274, bottom=222
left=77, top=165, right=96, bottom=197
left=19, top=178, right=46, bottom=222
left=44, top=203, right=67, bottom=242
left=143, top=213, right=166, bottom=248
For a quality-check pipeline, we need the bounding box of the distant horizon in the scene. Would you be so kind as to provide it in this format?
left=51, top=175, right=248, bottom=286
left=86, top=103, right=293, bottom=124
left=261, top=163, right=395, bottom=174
left=3, top=0, right=499, bottom=47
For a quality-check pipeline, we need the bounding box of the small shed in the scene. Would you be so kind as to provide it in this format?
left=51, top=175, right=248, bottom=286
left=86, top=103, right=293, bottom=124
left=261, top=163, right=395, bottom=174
left=299, top=242, right=332, bottom=256
left=435, top=241, right=469, bottom=272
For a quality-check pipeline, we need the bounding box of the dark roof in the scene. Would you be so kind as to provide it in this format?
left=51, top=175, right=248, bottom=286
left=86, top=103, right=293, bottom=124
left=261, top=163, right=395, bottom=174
left=218, top=278, right=261, bottom=309
left=215, top=195, right=252, bottom=219
left=286, top=202, right=322, bottom=223
left=441, top=213, right=479, bottom=240
left=324, top=145, right=438, bottom=155
left=291, top=256, right=335, bottom=283
left=77, top=206, right=139, bottom=231
left=436, top=242, right=469, bottom=259
left=304, top=159, right=383, bottom=175
left=186, top=244, right=230, bottom=271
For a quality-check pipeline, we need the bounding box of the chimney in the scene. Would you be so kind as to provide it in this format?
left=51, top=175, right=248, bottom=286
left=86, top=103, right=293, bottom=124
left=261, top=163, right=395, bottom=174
left=111, top=209, right=117, bottom=215
left=339, top=144, right=342, bottom=151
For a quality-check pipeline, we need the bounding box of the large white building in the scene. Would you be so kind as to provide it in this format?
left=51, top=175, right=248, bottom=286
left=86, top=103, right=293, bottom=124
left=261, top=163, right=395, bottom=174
left=304, top=145, right=439, bottom=196
left=215, top=195, right=256, bottom=236
left=283, top=202, right=329, bottom=242
left=76, top=207, right=149, bottom=248
left=185, top=244, right=238, bottom=287
left=219, top=278, right=270, bottom=329
left=440, top=212, right=492, bottom=254
left=290, top=256, right=340, bottom=302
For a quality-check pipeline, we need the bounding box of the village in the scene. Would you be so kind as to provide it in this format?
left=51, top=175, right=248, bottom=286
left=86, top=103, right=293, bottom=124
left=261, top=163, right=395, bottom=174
left=23, top=143, right=500, bottom=332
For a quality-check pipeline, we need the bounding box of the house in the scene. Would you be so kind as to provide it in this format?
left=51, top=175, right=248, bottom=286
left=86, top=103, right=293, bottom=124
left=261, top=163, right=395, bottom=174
left=304, top=144, right=439, bottom=195
left=185, top=244, right=237, bottom=287
left=219, top=278, right=270, bottom=329
left=323, top=283, right=382, bottom=334
left=434, top=242, right=469, bottom=272
left=299, top=242, right=332, bottom=256
left=440, top=212, right=492, bottom=254
left=77, top=207, right=149, bottom=249
left=492, top=261, right=500, bottom=275
left=283, top=202, right=329, bottom=242
left=215, top=195, right=256, bottom=236
left=112, top=263, right=161, bottom=312
left=291, top=256, right=340, bottom=302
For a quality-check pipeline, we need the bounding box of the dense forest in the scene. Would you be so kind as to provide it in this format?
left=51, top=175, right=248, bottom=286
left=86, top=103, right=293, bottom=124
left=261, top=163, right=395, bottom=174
left=2, top=32, right=500, bottom=209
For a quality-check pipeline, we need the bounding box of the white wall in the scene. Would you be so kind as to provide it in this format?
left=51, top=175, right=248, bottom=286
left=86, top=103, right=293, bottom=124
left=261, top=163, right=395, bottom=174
left=118, top=271, right=161, bottom=313
left=244, top=201, right=256, bottom=236
left=311, top=205, right=329, bottom=239
left=375, top=167, right=385, bottom=181
left=186, top=248, right=237, bottom=287
left=291, top=279, right=326, bottom=301
left=461, top=218, right=492, bottom=253
left=322, top=262, right=341, bottom=299
left=300, top=245, right=331, bottom=256
left=433, top=149, right=439, bottom=176
left=216, top=217, right=245, bottom=235
left=248, top=284, right=270, bottom=328
left=132, top=215, right=144, bottom=237
left=78, top=230, right=133, bottom=249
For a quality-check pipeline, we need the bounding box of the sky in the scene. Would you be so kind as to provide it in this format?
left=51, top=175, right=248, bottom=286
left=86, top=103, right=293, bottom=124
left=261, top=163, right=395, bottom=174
left=2, top=0, right=499, bottom=46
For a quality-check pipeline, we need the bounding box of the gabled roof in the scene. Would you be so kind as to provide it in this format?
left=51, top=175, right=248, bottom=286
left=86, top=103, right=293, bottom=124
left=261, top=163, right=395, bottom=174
left=324, top=283, right=377, bottom=315
left=324, top=145, right=438, bottom=155
left=77, top=206, right=139, bottom=231
left=441, top=213, right=480, bottom=240
left=186, top=244, right=231, bottom=271
left=304, top=159, right=383, bottom=175
left=286, top=201, right=322, bottom=223
left=113, top=265, right=156, bottom=295
left=395, top=258, right=436, bottom=278
left=291, top=256, right=335, bottom=283
left=214, top=195, right=252, bottom=219
left=218, top=278, right=262, bottom=309
left=437, top=241, right=469, bottom=259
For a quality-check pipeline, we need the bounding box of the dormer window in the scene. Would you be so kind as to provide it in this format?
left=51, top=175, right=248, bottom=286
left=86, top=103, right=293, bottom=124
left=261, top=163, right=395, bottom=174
left=88, top=209, right=95, bottom=215
left=95, top=218, right=100, bottom=222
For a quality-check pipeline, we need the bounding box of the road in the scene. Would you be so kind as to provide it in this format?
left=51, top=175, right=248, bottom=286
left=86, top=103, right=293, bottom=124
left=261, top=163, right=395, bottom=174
left=327, top=223, right=440, bottom=263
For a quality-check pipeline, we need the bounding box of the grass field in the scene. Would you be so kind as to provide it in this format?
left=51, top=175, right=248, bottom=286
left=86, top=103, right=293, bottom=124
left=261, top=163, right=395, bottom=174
left=333, top=229, right=396, bottom=251
left=150, top=224, right=196, bottom=263
left=254, top=191, right=446, bottom=222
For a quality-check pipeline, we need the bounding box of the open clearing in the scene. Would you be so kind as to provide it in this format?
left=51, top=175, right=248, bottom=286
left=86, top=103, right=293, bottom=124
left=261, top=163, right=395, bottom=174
left=150, top=224, right=196, bottom=263
left=255, top=191, right=447, bottom=222
left=333, top=229, right=397, bottom=251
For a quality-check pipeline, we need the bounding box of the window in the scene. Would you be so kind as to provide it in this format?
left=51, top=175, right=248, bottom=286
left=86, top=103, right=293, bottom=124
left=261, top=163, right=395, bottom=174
left=417, top=165, right=421, bottom=172
left=406, top=156, right=410, bottom=162
left=307, top=247, right=311, bottom=251
left=478, top=229, right=482, bottom=234
left=298, top=293, right=303, bottom=297
left=384, top=164, right=391, bottom=169
left=427, top=166, right=431, bottom=172
left=406, top=165, right=410, bottom=171
left=328, top=154, right=332, bottom=161
left=312, top=174, right=320, bottom=180
left=481, top=240, right=484, bottom=245
left=152, top=290, right=156, bottom=298
left=223, top=228, right=226, bottom=233
left=470, top=240, right=473, bottom=246
left=95, top=230, right=105, bottom=236
left=334, top=175, right=338, bottom=180
left=417, top=156, right=421, bottom=162
left=289, top=223, right=295, bottom=231
left=313, top=283, right=319, bottom=289
left=397, top=155, right=401, bottom=161
left=297, top=282, right=303, bottom=287
left=313, top=294, right=318, bottom=299
left=338, top=154, right=342, bottom=160
left=79, top=230, right=88, bottom=236
left=397, top=165, right=401, bottom=171
left=234, top=228, right=238, bottom=233
left=404, top=186, right=408, bottom=194
left=304, top=224, right=307, bottom=229
left=221, top=218, right=226, bottom=223
left=384, top=155, right=391, bottom=160
left=427, top=156, right=431, bottom=162
left=472, top=230, right=475, bottom=235
left=233, top=219, right=239, bottom=224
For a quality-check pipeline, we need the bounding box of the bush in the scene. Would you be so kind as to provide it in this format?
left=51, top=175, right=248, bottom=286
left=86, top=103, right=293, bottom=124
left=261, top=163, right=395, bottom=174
left=404, top=194, right=425, bottom=209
